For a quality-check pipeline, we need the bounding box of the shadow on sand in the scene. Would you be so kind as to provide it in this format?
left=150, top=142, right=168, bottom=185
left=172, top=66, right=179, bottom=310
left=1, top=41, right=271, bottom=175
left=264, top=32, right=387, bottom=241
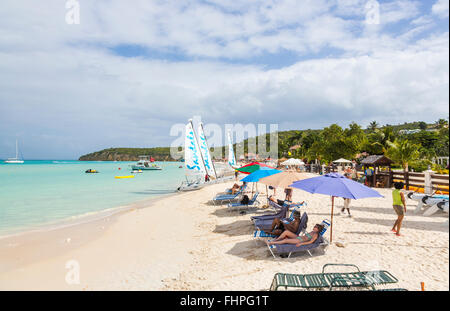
left=226, top=240, right=326, bottom=261
left=354, top=217, right=449, bottom=233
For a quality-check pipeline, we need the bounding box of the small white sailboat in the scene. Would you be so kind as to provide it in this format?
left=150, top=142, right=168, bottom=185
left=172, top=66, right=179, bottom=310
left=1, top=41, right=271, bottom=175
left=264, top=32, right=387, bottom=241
left=4, top=140, right=24, bottom=164
left=178, top=119, right=233, bottom=191
left=178, top=120, right=208, bottom=192
left=227, top=130, right=237, bottom=168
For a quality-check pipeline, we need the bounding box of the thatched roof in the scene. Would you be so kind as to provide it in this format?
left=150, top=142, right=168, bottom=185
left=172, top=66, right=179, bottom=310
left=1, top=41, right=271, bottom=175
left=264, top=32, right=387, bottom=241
left=361, top=155, right=393, bottom=166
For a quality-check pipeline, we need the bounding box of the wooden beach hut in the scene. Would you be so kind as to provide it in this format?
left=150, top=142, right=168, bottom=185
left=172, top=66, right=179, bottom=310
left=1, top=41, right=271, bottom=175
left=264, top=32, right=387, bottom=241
left=361, top=155, right=393, bottom=188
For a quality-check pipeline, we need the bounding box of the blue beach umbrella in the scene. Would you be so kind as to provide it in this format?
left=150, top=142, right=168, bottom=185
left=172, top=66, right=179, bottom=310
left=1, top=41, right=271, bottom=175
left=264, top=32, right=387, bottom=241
left=289, top=173, right=383, bottom=242
left=241, top=167, right=282, bottom=197
left=240, top=167, right=281, bottom=182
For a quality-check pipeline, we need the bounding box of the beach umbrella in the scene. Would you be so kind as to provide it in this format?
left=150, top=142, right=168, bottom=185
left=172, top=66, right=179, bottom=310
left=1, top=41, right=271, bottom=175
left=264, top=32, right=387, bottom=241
left=281, top=158, right=305, bottom=166
left=240, top=167, right=281, bottom=196
left=333, top=158, right=352, bottom=164
left=240, top=167, right=281, bottom=183
left=236, top=162, right=275, bottom=175
left=259, top=170, right=315, bottom=199
left=289, top=173, right=383, bottom=242
left=259, top=171, right=316, bottom=189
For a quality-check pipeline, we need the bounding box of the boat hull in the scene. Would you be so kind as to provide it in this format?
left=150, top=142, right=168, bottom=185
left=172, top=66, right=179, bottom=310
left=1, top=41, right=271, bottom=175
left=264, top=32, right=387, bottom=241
left=4, top=160, right=24, bottom=164
left=131, top=165, right=162, bottom=171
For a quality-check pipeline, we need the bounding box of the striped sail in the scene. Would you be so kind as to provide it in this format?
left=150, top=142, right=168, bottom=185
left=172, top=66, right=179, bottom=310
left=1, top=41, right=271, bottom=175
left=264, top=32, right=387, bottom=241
left=227, top=131, right=236, bottom=168
left=197, top=124, right=216, bottom=177
left=185, top=123, right=206, bottom=176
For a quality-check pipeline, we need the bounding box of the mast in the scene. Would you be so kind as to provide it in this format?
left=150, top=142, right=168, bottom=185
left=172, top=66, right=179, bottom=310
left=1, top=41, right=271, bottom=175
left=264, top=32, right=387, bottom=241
left=15, top=140, right=18, bottom=159
left=189, top=119, right=208, bottom=178
left=200, top=122, right=218, bottom=179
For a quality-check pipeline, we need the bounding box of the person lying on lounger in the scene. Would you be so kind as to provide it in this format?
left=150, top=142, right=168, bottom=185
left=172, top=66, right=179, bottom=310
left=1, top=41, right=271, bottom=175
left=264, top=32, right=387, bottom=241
left=264, top=210, right=301, bottom=236
left=267, top=224, right=324, bottom=247
left=269, top=195, right=304, bottom=207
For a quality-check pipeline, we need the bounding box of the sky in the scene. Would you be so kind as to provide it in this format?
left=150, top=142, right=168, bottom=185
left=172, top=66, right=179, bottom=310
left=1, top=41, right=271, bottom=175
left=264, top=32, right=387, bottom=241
left=0, top=0, right=449, bottom=159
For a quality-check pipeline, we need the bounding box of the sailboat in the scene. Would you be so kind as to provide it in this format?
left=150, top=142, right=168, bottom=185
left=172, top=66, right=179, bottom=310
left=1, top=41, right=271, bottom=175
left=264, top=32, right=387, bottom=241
left=178, top=120, right=208, bottom=191
left=178, top=119, right=233, bottom=191
left=4, top=140, right=24, bottom=164
left=227, top=130, right=237, bottom=168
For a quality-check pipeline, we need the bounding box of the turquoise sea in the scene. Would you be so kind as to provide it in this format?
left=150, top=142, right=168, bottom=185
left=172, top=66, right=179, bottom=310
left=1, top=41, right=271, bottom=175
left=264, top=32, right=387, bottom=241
left=0, top=160, right=185, bottom=236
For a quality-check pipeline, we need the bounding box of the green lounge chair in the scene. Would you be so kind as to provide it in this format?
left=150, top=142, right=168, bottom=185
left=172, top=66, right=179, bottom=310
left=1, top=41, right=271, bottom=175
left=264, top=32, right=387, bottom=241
left=269, top=264, right=399, bottom=291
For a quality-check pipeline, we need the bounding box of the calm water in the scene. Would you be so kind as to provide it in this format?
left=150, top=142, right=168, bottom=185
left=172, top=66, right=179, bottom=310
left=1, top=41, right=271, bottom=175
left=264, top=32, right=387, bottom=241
left=0, top=160, right=185, bottom=236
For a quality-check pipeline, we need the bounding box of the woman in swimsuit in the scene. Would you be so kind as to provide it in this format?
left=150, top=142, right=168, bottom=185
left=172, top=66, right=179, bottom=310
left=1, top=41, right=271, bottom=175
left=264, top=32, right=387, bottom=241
left=267, top=224, right=324, bottom=247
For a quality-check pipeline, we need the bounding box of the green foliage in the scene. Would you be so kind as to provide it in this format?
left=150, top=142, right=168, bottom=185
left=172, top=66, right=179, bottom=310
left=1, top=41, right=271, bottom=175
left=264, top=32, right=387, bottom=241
left=79, top=119, right=449, bottom=167
left=385, top=139, right=421, bottom=171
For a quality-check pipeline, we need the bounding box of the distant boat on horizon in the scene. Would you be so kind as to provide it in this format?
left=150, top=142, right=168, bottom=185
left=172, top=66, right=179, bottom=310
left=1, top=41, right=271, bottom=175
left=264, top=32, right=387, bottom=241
left=4, top=140, right=24, bottom=164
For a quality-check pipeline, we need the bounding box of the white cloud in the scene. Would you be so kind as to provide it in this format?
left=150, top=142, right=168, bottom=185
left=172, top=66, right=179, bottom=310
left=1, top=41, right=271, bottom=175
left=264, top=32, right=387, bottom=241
left=0, top=0, right=448, bottom=159
left=432, top=0, right=449, bottom=18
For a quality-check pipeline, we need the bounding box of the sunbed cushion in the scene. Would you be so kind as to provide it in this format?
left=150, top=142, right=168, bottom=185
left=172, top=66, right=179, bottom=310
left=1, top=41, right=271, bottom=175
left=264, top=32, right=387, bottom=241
left=272, top=235, right=324, bottom=254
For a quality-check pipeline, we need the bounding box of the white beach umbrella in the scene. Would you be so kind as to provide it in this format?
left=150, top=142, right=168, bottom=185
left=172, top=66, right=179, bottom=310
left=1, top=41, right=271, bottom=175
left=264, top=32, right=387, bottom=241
left=333, top=158, right=352, bottom=164
left=281, top=158, right=305, bottom=166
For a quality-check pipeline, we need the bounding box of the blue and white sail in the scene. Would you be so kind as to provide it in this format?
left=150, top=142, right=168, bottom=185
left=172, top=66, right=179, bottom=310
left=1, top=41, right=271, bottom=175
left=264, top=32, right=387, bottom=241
left=198, top=123, right=216, bottom=178
left=184, top=122, right=206, bottom=176
left=227, top=130, right=237, bottom=168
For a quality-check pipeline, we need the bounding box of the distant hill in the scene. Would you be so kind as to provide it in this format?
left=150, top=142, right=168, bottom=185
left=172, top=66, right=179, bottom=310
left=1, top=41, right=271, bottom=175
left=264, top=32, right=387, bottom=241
left=79, top=120, right=448, bottom=162
left=79, top=147, right=180, bottom=161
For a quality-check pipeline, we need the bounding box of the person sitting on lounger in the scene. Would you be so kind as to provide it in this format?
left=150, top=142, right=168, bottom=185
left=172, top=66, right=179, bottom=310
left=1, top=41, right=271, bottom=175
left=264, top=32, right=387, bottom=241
left=268, top=195, right=286, bottom=206
left=231, top=183, right=240, bottom=194
left=264, top=210, right=301, bottom=236
left=267, top=224, right=324, bottom=247
left=231, top=182, right=247, bottom=194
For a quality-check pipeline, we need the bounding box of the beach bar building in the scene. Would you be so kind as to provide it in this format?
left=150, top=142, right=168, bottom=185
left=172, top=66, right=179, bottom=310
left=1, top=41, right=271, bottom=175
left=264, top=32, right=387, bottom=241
left=361, top=155, right=393, bottom=188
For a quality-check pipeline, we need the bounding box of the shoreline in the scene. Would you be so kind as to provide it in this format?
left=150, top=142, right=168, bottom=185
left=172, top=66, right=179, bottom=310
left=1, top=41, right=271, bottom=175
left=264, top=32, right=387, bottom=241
left=0, top=190, right=181, bottom=240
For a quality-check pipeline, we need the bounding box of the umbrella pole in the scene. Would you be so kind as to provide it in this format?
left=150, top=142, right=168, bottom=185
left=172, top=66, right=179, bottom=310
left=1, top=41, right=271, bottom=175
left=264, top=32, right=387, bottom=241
left=266, top=185, right=268, bottom=200
left=330, top=196, right=334, bottom=243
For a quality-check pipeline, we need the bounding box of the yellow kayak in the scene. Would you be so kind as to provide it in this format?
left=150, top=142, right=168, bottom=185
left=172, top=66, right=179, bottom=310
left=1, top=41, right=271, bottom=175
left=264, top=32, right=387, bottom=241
left=115, top=175, right=135, bottom=179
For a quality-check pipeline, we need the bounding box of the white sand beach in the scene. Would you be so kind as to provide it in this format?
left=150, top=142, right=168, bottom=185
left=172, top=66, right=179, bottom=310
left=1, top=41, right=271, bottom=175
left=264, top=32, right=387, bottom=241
left=0, top=181, right=448, bottom=291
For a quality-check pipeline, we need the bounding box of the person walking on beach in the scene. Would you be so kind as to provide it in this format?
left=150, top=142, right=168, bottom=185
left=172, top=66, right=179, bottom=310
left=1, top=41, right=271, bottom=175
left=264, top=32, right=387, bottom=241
left=392, top=182, right=407, bottom=236
left=341, top=173, right=352, bottom=217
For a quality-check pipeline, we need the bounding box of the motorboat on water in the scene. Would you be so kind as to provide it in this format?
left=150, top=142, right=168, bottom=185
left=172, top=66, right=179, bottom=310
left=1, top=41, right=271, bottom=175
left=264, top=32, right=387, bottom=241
left=4, top=140, right=24, bottom=164
left=131, top=156, right=162, bottom=170
left=85, top=169, right=99, bottom=174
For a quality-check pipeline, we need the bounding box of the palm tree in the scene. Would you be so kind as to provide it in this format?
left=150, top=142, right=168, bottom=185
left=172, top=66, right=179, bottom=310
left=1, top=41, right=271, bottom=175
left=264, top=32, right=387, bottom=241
left=368, top=121, right=379, bottom=131
left=386, top=139, right=420, bottom=172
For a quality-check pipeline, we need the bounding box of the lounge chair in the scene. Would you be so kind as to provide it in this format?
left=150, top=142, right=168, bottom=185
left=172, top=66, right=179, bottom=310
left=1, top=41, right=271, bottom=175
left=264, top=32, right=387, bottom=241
left=251, top=201, right=288, bottom=225
left=267, top=219, right=331, bottom=258
left=253, top=212, right=308, bottom=241
left=212, top=185, right=247, bottom=205
left=253, top=203, right=306, bottom=231
left=227, top=192, right=260, bottom=212
left=269, top=263, right=399, bottom=291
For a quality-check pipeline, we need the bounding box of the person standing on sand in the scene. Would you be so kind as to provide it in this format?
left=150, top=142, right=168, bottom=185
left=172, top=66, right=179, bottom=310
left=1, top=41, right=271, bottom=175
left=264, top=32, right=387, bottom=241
left=392, top=182, right=407, bottom=236
left=341, top=173, right=352, bottom=217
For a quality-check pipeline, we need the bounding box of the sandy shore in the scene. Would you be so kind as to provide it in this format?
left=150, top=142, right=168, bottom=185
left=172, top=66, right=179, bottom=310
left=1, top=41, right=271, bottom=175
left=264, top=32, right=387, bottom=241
left=0, top=181, right=448, bottom=291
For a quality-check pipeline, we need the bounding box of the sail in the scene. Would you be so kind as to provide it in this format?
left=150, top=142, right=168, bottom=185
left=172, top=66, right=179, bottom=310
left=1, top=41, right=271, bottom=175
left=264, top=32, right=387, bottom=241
left=184, top=123, right=206, bottom=176
left=197, top=124, right=216, bottom=177
left=227, top=131, right=237, bottom=168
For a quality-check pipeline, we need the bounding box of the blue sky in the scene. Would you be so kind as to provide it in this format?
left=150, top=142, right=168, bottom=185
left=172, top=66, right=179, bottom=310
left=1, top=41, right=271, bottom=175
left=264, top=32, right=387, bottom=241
left=0, top=0, right=448, bottom=159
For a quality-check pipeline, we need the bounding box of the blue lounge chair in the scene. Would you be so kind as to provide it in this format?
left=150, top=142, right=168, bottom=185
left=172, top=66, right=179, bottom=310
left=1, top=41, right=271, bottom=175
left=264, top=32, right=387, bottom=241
left=251, top=201, right=288, bottom=225
left=253, top=203, right=306, bottom=231
left=212, top=184, right=247, bottom=205
left=253, top=212, right=308, bottom=241
left=267, top=219, right=331, bottom=258
left=227, top=192, right=260, bottom=212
